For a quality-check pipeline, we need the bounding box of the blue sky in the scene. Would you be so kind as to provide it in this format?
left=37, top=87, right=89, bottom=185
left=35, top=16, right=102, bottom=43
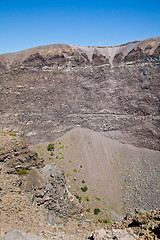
left=0, top=0, right=160, bottom=54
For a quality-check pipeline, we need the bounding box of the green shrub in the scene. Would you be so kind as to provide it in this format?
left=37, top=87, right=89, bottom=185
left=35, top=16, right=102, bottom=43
left=81, top=185, right=88, bottom=192
left=51, top=152, right=54, bottom=156
left=17, top=168, right=29, bottom=175
left=94, top=208, right=101, bottom=215
left=95, top=197, right=101, bottom=201
left=47, top=143, right=54, bottom=151
left=0, top=131, right=17, bottom=136
left=76, top=195, right=82, bottom=203
left=86, top=208, right=90, bottom=212
left=73, top=169, right=77, bottom=173
left=103, top=220, right=111, bottom=224
left=66, top=173, right=70, bottom=177
left=9, top=132, right=17, bottom=137
left=98, top=219, right=111, bottom=224
left=84, top=195, right=89, bottom=201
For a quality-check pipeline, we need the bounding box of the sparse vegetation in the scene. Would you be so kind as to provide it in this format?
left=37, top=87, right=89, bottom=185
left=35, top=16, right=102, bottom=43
left=84, top=195, right=89, bottom=201
left=0, top=131, right=17, bottom=137
left=77, top=221, right=82, bottom=227
left=103, top=219, right=111, bottom=224
left=76, top=195, right=82, bottom=203
left=81, top=185, right=88, bottom=192
left=17, top=168, right=29, bottom=175
left=98, top=219, right=111, bottom=224
left=66, top=173, right=70, bottom=177
left=60, top=145, right=64, bottom=149
left=94, top=208, right=101, bottom=215
left=9, top=132, right=17, bottom=137
left=82, top=180, right=85, bottom=183
left=51, top=151, right=54, bottom=156
left=86, top=208, right=90, bottom=212
left=47, top=143, right=54, bottom=151
left=95, top=197, right=101, bottom=201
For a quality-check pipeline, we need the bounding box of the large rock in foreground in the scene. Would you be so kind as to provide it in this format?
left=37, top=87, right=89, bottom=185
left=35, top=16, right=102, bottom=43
left=0, top=230, right=44, bottom=240
left=23, top=165, right=82, bottom=224
left=32, top=165, right=69, bottom=224
left=87, top=228, right=140, bottom=240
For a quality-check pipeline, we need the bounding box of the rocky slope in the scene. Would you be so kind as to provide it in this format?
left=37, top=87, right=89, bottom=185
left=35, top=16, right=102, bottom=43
left=0, top=37, right=160, bottom=239
left=118, top=208, right=160, bottom=239
left=0, top=132, right=160, bottom=239
left=0, top=133, right=90, bottom=239
left=31, top=128, right=160, bottom=221
left=0, top=173, right=93, bottom=240
left=0, top=37, right=160, bottom=150
left=0, top=131, right=44, bottom=174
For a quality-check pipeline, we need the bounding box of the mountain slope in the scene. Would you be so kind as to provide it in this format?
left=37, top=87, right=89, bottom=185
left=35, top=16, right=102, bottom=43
left=31, top=128, right=160, bottom=220
left=0, top=37, right=160, bottom=151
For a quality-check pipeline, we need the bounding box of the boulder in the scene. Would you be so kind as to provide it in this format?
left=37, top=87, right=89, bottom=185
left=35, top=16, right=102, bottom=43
left=87, top=228, right=140, bottom=240
left=0, top=230, right=44, bottom=240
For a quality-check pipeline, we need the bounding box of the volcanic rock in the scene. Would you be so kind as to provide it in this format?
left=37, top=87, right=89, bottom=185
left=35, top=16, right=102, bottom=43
left=0, top=37, right=160, bottom=151
left=0, top=230, right=44, bottom=240
left=119, top=208, right=160, bottom=239
left=29, top=165, right=79, bottom=224
left=0, top=132, right=44, bottom=174
left=87, top=228, right=140, bottom=240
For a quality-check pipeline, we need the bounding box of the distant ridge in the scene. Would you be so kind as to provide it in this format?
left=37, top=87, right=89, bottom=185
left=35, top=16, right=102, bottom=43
left=0, top=37, right=160, bottom=67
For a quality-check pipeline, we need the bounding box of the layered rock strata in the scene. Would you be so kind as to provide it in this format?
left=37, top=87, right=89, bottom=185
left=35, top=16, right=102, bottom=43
left=0, top=37, right=159, bottom=150
left=0, top=132, right=44, bottom=174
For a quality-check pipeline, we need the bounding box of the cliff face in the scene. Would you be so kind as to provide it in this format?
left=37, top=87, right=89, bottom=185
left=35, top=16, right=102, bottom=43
left=0, top=37, right=160, bottom=150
